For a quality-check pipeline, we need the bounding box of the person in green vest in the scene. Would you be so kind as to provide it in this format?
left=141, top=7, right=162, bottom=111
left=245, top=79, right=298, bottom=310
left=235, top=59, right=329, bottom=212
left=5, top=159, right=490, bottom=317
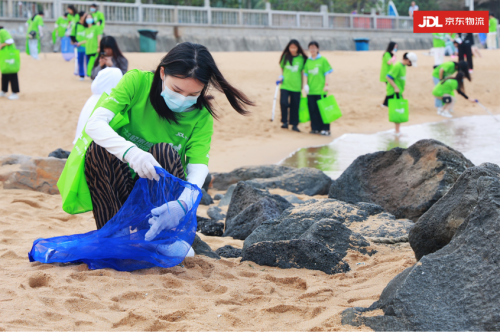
left=277, top=39, right=307, bottom=132
left=432, top=33, right=446, bottom=67
left=26, top=12, right=44, bottom=60
left=303, top=41, right=333, bottom=136
left=432, top=72, right=475, bottom=117
left=0, top=26, right=20, bottom=100
left=380, top=41, right=397, bottom=107
left=488, top=13, right=498, bottom=50
left=67, top=5, right=79, bottom=26
left=76, top=13, right=103, bottom=77
left=52, top=12, right=69, bottom=52
left=385, top=52, right=418, bottom=135
left=432, top=61, right=468, bottom=116
left=80, top=42, right=253, bottom=255
left=70, top=12, right=88, bottom=80
left=89, top=3, right=106, bottom=30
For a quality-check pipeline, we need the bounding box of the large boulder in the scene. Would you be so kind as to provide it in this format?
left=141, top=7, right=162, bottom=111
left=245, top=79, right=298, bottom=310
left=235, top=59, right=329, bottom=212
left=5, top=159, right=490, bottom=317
left=341, top=175, right=500, bottom=331
left=244, top=199, right=410, bottom=253
left=0, top=154, right=66, bottom=195
left=329, top=139, right=474, bottom=221
left=241, top=239, right=350, bottom=275
left=212, top=165, right=294, bottom=190
left=409, top=162, right=500, bottom=260
left=247, top=168, right=333, bottom=196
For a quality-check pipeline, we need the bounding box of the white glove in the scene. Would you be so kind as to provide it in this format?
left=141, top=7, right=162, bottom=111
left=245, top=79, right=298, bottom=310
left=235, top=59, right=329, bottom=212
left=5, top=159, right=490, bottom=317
left=145, top=200, right=187, bottom=241
left=304, top=84, right=310, bottom=94
left=124, top=147, right=161, bottom=181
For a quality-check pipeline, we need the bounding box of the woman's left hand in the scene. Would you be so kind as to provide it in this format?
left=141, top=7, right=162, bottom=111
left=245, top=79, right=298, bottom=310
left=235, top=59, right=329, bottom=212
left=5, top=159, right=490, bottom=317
left=324, top=84, right=329, bottom=92
left=144, top=200, right=187, bottom=241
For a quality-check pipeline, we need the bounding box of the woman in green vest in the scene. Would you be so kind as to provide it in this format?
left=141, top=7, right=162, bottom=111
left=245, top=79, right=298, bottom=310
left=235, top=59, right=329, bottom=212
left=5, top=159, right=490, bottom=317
left=380, top=41, right=397, bottom=107
left=77, top=13, right=103, bottom=77
left=278, top=39, right=307, bottom=132
left=26, top=12, right=44, bottom=60
left=432, top=61, right=468, bottom=116
left=90, top=3, right=106, bottom=29
left=0, top=26, right=20, bottom=100
left=52, top=12, right=69, bottom=52
left=83, top=42, right=253, bottom=248
left=303, top=41, right=333, bottom=136
left=432, top=72, right=475, bottom=118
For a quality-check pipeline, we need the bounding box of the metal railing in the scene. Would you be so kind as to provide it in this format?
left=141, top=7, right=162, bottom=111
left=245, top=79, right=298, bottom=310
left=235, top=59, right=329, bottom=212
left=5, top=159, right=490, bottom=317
left=0, top=0, right=414, bottom=31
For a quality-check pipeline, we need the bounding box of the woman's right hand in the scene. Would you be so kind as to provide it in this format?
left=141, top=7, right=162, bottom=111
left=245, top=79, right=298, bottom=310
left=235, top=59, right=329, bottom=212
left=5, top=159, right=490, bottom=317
left=124, top=147, right=161, bottom=181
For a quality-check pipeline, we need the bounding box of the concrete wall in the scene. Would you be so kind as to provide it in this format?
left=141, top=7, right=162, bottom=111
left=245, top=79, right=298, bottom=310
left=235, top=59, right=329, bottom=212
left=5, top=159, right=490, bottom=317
left=2, top=19, right=432, bottom=53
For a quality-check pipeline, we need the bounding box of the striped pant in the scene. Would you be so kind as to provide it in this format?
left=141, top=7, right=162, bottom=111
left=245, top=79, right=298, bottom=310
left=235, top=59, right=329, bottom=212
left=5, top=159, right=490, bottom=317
left=84, top=142, right=185, bottom=229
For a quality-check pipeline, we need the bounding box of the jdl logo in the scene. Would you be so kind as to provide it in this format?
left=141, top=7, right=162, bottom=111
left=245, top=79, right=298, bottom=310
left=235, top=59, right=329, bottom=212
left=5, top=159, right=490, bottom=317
left=418, top=16, right=443, bottom=28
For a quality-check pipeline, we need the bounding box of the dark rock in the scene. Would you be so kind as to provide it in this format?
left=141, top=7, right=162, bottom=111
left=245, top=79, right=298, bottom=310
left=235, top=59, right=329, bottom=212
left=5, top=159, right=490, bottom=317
left=215, top=245, right=242, bottom=258
left=329, top=139, right=474, bottom=221
left=224, top=197, right=284, bottom=240
left=342, top=175, right=500, bottom=331
left=350, top=215, right=414, bottom=239
left=212, top=165, right=294, bottom=190
left=247, top=167, right=333, bottom=196
left=244, top=199, right=407, bottom=253
left=206, top=206, right=226, bottom=221
left=48, top=148, right=71, bottom=159
left=242, top=239, right=350, bottom=275
left=200, top=189, right=214, bottom=206
left=218, top=184, right=236, bottom=207
left=409, top=162, right=500, bottom=260
left=283, top=194, right=305, bottom=204
left=213, top=193, right=223, bottom=201
left=192, top=235, right=220, bottom=260
left=196, top=216, right=224, bottom=237
left=202, top=173, right=212, bottom=192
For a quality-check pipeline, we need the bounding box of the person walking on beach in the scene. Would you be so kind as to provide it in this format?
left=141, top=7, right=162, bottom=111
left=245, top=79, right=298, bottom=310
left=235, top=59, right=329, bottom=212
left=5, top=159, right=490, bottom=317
left=79, top=42, right=253, bottom=254
left=432, top=61, right=468, bottom=117
left=26, top=12, right=44, bottom=60
left=433, top=72, right=475, bottom=117
left=52, top=12, right=69, bottom=52
left=457, top=33, right=474, bottom=74
left=0, top=26, right=20, bottom=100
left=380, top=41, right=397, bottom=107
left=432, top=33, right=446, bottom=66
left=70, top=12, right=88, bottom=80
left=90, top=36, right=128, bottom=80
left=76, top=13, right=103, bottom=78
left=488, top=13, right=498, bottom=49
left=89, top=4, right=106, bottom=29
left=277, top=39, right=307, bottom=132
left=385, top=52, right=418, bottom=135
left=303, top=41, right=333, bottom=136
left=408, top=1, right=418, bottom=17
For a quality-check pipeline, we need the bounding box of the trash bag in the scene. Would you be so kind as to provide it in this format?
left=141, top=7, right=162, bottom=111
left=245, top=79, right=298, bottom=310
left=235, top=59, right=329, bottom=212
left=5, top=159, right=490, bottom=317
left=61, top=36, right=75, bottom=61
left=28, top=167, right=201, bottom=272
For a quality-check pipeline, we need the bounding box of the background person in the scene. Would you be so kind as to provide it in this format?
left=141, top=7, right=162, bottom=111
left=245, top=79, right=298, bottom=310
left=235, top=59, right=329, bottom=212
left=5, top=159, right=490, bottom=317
left=432, top=33, right=446, bottom=67
left=26, top=12, right=44, bottom=60
left=0, top=26, right=20, bottom=100
left=52, top=12, right=69, bottom=52
left=432, top=72, right=475, bottom=118
left=488, top=14, right=498, bottom=50
left=408, top=1, right=418, bottom=17
left=76, top=13, right=103, bottom=78
left=277, top=39, right=307, bottom=132
left=70, top=12, right=88, bottom=80
left=303, top=41, right=333, bottom=136
left=91, top=36, right=128, bottom=80
left=380, top=41, right=397, bottom=107
left=457, top=33, right=474, bottom=74
left=432, top=61, right=468, bottom=116
left=89, top=4, right=106, bottom=29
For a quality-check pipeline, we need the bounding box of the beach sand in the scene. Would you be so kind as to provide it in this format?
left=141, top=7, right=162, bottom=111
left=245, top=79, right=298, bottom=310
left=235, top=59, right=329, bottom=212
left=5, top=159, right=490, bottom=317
left=0, top=49, right=499, bottom=330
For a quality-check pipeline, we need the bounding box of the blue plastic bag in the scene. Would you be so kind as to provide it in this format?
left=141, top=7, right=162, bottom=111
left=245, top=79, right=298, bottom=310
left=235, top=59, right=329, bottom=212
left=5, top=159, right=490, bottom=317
left=28, top=167, right=201, bottom=271
left=61, top=36, right=75, bottom=61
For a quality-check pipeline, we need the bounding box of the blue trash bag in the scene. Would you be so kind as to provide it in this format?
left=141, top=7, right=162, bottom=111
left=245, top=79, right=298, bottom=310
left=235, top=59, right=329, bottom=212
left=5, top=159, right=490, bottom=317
left=61, top=36, right=75, bottom=62
left=28, top=167, right=201, bottom=271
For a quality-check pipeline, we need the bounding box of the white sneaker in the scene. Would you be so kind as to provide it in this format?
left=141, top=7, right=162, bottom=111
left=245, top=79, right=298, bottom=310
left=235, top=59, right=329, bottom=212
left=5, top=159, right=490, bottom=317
left=439, top=109, right=453, bottom=118
left=437, top=107, right=443, bottom=114
left=79, top=77, right=85, bottom=81
left=156, top=241, right=194, bottom=258
left=0, top=91, right=7, bottom=98
left=8, top=93, right=19, bottom=100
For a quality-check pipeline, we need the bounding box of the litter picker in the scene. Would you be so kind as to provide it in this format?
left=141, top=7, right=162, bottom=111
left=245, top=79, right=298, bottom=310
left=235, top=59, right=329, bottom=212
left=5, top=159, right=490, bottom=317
left=271, top=81, right=280, bottom=122
left=475, top=100, right=499, bottom=122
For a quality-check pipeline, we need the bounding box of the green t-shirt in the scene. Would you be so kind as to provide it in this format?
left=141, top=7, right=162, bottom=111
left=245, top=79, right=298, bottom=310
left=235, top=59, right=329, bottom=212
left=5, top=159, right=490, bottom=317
left=84, top=25, right=103, bottom=55
left=432, top=33, right=446, bottom=48
left=490, top=17, right=498, bottom=33
left=380, top=51, right=393, bottom=83
left=98, top=70, right=214, bottom=171
left=386, top=61, right=406, bottom=96
left=432, top=79, right=458, bottom=97
left=432, top=61, right=456, bottom=79
left=304, top=55, right=333, bottom=95
left=0, top=29, right=16, bottom=51
left=71, top=23, right=86, bottom=48
left=27, top=15, right=44, bottom=38
left=55, top=16, right=69, bottom=37
left=93, top=11, right=106, bottom=29
left=280, top=55, right=305, bottom=93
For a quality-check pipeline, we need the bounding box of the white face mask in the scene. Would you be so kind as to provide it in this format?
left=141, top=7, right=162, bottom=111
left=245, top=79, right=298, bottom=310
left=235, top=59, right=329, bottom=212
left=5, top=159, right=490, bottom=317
left=160, top=78, right=200, bottom=113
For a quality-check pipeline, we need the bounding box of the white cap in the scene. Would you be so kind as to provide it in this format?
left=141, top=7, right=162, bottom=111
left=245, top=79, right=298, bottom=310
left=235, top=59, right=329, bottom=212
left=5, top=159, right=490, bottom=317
left=406, top=52, right=418, bottom=67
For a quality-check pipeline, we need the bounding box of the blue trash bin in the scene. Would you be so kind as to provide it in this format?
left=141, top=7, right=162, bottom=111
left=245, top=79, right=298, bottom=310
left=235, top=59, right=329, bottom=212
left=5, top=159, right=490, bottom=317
left=354, top=38, right=370, bottom=51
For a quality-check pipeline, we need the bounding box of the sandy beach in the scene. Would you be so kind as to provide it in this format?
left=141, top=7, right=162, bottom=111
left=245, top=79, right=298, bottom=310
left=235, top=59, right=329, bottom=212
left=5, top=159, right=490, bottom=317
left=0, top=49, right=499, bottom=330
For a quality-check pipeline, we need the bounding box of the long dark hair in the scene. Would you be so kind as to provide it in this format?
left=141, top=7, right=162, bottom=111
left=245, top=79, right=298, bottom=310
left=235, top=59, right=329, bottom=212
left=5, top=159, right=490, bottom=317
left=441, top=72, right=470, bottom=92
left=150, top=42, right=254, bottom=123
left=100, top=36, right=124, bottom=59
left=67, top=5, right=77, bottom=15
left=384, top=41, right=396, bottom=57
left=279, top=39, right=307, bottom=66
left=456, top=61, right=469, bottom=78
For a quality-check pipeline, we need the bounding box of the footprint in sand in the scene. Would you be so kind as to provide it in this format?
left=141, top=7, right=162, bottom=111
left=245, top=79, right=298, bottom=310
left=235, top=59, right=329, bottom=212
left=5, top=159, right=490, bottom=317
left=11, top=199, right=42, bottom=209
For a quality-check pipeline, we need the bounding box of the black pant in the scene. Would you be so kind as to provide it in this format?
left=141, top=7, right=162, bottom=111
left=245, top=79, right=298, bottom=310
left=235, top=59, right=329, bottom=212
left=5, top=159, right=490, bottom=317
left=307, top=95, right=329, bottom=132
left=458, top=44, right=473, bottom=70
left=383, top=92, right=402, bottom=107
left=280, top=89, right=300, bottom=126
left=1, top=73, right=20, bottom=93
